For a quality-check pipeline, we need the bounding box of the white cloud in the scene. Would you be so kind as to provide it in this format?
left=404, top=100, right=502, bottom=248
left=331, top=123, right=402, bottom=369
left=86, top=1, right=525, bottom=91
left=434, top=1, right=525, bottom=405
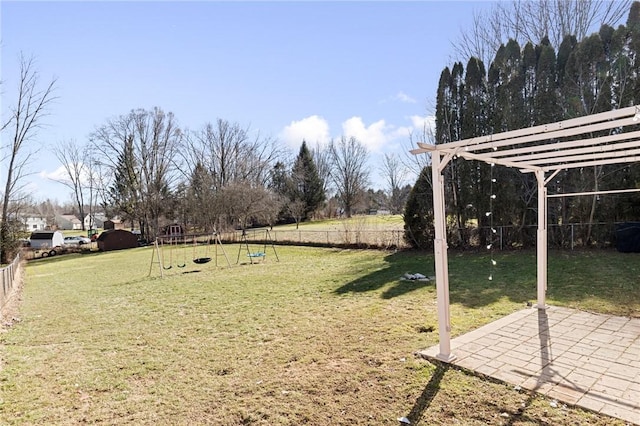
left=410, top=114, right=436, bottom=133
left=280, top=114, right=434, bottom=156
left=39, top=164, right=93, bottom=186
left=378, top=91, right=418, bottom=105
left=341, top=116, right=390, bottom=152
left=280, top=115, right=331, bottom=150
left=39, top=166, right=69, bottom=182
left=394, top=91, right=417, bottom=104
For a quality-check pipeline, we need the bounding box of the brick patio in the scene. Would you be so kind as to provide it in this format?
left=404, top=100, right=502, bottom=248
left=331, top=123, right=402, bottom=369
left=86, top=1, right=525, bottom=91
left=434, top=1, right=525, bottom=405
left=419, top=306, right=640, bottom=425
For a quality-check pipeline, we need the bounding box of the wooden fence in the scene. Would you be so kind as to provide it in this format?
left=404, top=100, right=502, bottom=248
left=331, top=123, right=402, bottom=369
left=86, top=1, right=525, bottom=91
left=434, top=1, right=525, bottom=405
left=1, top=253, right=22, bottom=317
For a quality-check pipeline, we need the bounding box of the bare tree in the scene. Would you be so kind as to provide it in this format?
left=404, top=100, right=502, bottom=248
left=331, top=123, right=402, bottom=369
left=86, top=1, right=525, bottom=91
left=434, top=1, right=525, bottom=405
left=36, top=198, right=58, bottom=229
left=453, top=0, right=631, bottom=66
left=329, top=136, right=370, bottom=218
left=92, top=107, right=182, bottom=240
left=181, top=119, right=284, bottom=190
left=1, top=54, right=56, bottom=262
left=380, top=153, right=408, bottom=214
left=400, top=120, right=435, bottom=184
left=286, top=199, right=306, bottom=229
left=220, top=182, right=282, bottom=230
left=52, top=139, right=89, bottom=230
left=311, top=142, right=332, bottom=195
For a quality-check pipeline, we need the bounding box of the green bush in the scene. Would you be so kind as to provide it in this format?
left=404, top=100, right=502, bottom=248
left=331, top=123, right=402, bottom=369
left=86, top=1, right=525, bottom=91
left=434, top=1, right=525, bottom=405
left=403, top=166, right=435, bottom=249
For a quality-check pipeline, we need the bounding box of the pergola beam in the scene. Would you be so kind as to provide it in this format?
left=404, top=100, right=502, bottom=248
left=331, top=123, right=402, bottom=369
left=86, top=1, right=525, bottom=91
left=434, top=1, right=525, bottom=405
left=411, top=105, right=640, bottom=362
left=547, top=188, right=640, bottom=198
left=435, top=105, right=638, bottom=150
left=516, top=147, right=640, bottom=167
left=480, top=131, right=640, bottom=158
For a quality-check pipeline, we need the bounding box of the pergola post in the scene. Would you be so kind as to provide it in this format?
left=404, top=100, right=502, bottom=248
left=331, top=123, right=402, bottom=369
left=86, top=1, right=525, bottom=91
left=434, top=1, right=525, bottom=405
left=535, top=170, right=547, bottom=309
left=411, top=106, right=640, bottom=362
left=431, top=152, right=456, bottom=361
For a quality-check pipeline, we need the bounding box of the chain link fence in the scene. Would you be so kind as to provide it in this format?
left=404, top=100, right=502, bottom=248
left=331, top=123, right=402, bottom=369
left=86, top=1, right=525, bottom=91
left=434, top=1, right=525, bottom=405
left=220, top=228, right=409, bottom=250
left=220, top=222, right=623, bottom=251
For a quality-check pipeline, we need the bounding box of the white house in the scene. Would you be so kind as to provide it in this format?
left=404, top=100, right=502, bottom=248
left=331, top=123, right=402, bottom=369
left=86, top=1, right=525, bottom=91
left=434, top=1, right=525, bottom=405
left=84, top=212, right=106, bottom=230
left=56, top=214, right=83, bottom=230
left=20, top=214, right=48, bottom=231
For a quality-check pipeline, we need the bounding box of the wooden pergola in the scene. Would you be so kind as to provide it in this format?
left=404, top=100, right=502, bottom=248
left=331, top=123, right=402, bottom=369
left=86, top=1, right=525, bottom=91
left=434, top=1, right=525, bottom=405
left=411, top=105, right=640, bottom=361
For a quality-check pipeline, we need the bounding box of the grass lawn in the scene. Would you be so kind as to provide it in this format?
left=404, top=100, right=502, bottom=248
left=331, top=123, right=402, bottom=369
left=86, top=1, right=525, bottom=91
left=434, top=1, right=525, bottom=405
left=1, top=245, right=638, bottom=425
left=273, top=214, right=405, bottom=231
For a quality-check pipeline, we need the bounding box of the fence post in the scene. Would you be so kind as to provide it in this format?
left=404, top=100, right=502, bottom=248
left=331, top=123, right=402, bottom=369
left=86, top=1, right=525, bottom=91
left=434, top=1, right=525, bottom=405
left=571, top=224, right=574, bottom=251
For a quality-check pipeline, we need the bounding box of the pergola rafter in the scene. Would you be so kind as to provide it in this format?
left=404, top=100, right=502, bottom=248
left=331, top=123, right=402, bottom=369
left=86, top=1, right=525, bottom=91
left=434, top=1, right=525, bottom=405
left=411, top=105, right=640, bottom=362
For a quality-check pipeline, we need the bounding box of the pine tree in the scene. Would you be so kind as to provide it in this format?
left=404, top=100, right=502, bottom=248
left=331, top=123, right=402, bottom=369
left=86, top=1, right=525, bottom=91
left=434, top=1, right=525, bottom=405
left=187, top=162, right=218, bottom=232
left=290, top=141, right=325, bottom=221
left=107, top=135, right=139, bottom=228
left=403, top=167, right=434, bottom=250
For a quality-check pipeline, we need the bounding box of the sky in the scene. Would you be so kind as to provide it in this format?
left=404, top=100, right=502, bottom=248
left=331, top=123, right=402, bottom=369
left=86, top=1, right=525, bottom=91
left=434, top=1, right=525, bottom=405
left=1, top=0, right=484, bottom=203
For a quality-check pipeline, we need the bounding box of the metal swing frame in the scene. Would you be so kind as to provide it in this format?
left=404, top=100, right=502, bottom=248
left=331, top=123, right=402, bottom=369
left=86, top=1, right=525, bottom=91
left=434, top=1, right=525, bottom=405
left=236, top=229, right=280, bottom=264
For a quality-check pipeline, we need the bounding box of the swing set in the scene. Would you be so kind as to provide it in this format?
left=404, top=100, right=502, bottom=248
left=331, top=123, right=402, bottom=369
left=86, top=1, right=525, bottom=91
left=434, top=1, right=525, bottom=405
left=149, top=232, right=231, bottom=277
left=236, top=229, right=279, bottom=264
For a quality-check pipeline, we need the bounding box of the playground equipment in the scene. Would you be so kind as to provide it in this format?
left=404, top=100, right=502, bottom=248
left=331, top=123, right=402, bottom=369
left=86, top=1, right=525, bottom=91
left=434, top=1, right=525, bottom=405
left=149, top=232, right=231, bottom=277
left=236, top=229, right=280, bottom=264
left=160, top=237, right=186, bottom=270
left=192, top=234, right=212, bottom=264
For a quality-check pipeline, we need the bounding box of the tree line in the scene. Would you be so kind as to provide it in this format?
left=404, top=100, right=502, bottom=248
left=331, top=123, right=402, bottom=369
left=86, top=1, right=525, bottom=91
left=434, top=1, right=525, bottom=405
left=1, top=61, right=412, bottom=262
left=405, top=2, right=640, bottom=250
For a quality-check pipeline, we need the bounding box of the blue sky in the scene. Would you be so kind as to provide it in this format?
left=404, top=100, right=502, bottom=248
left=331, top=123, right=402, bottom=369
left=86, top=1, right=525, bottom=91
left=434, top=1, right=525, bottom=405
left=1, top=1, right=483, bottom=203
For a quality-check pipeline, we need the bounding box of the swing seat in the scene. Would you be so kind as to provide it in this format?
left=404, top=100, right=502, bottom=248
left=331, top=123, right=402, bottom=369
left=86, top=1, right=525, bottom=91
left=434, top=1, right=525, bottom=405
left=247, top=252, right=265, bottom=258
left=193, top=257, right=212, bottom=264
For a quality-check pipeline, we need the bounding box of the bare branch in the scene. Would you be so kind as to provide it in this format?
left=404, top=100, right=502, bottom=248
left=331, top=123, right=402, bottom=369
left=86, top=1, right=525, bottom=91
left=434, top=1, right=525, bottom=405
left=1, top=53, right=57, bottom=262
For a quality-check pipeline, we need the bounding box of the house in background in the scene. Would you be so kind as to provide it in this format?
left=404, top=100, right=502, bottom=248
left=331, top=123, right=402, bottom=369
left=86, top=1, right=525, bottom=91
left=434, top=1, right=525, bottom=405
left=84, top=212, right=106, bottom=230
left=103, top=217, right=127, bottom=231
left=19, top=214, right=48, bottom=231
left=56, top=214, right=83, bottom=230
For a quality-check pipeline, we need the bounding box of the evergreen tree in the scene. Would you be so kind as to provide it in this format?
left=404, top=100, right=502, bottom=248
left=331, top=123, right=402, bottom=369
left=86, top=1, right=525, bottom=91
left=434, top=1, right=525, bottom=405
left=436, top=63, right=468, bottom=245
left=186, top=162, right=218, bottom=232
left=462, top=57, right=492, bottom=245
left=106, top=135, right=139, bottom=228
left=269, top=161, right=289, bottom=196
left=403, top=167, right=434, bottom=250
left=290, top=141, right=325, bottom=221
left=428, top=1, right=640, bottom=249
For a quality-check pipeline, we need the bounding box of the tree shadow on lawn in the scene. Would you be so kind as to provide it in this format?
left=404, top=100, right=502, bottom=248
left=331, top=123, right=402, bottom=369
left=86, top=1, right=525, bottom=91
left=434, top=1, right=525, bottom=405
left=333, top=249, right=640, bottom=312
left=333, top=250, right=537, bottom=305
left=333, top=250, right=435, bottom=299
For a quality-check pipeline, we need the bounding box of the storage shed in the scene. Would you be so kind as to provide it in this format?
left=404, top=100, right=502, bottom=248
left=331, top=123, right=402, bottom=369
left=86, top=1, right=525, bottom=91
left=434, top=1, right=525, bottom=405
left=96, top=229, right=139, bottom=252
left=103, top=218, right=126, bottom=231
left=29, top=230, right=64, bottom=249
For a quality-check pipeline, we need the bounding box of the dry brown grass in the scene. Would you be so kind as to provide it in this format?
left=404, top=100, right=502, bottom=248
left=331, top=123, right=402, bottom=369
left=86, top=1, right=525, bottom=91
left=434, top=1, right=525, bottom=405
left=0, top=245, right=635, bottom=425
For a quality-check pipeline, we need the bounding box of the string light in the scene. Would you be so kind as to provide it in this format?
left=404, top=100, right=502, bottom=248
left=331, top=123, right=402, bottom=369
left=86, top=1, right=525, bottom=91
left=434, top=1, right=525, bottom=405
left=488, top=159, right=497, bottom=281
